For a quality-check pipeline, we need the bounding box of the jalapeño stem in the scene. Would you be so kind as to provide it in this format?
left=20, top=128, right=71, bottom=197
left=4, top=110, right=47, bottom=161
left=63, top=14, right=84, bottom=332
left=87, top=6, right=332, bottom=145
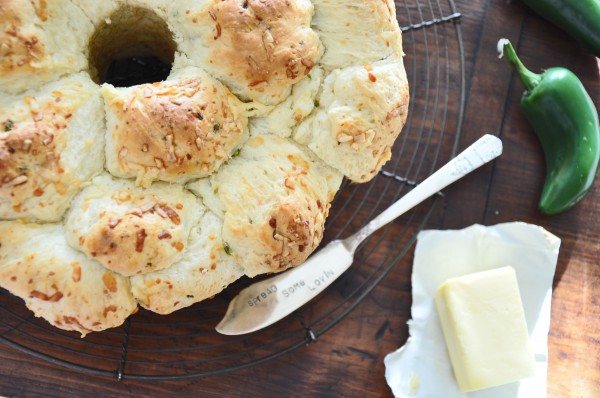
left=498, top=39, right=541, bottom=93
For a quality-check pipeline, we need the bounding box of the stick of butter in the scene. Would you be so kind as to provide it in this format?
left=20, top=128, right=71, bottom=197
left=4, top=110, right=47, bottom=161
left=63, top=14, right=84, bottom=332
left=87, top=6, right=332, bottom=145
left=435, top=266, right=536, bottom=392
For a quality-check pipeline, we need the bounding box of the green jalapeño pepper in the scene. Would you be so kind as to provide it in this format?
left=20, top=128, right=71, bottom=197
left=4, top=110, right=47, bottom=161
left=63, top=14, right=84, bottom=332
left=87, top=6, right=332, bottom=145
left=521, top=0, right=600, bottom=58
left=499, top=39, right=600, bottom=215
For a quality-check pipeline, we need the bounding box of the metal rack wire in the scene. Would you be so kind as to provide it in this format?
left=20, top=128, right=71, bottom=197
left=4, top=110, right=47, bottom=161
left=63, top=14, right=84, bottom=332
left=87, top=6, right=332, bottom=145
left=0, top=0, right=466, bottom=380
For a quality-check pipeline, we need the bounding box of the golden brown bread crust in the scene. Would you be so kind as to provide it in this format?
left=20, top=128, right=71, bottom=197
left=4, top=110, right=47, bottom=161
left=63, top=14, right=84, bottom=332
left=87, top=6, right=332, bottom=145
left=81, top=204, right=187, bottom=276
left=0, top=0, right=91, bottom=94
left=332, top=63, right=410, bottom=182
left=0, top=73, right=105, bottom=221
left=102, top=68, right=248, bottom=186
left=0, top=123, right=61, bottom=211
left=209, top=0, right=319, bottom=91
left=0, top=222, right=138, bottom=336
left=242, top=198, right=327, bottom=274
left=188, top=134, right=343, bottom=277
left=173, top=0, right=320, bottom=104
left=294, top=56, right=409, bottom=182
left=0, top=1, right=46, bottom=77
left=65, top=174, right=203, bottom=277
left=130, top=211, right=245, bottom=314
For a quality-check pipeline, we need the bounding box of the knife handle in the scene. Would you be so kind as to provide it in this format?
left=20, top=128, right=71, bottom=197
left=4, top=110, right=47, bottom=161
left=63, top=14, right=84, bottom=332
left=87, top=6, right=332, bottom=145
left=343, top=134, right=503, bottom=252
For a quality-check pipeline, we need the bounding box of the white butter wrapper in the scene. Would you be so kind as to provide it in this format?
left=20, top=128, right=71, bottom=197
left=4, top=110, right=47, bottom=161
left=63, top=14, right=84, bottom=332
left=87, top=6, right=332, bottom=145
left=384, top=222, right=560, bottom=398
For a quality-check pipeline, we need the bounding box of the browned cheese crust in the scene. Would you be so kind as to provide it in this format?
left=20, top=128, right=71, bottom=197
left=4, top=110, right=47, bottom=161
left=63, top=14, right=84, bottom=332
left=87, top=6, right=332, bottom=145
left=179, top=0, right=320, bottom=103
left=0, top=118, right=63, bottom=212
left=0, top=222, right=138, bottom=336
left=103, top=71, right=247, bottom=185
left=0, top=74, right=104, bottom=221
left=0, top=0, right=48, bottom=76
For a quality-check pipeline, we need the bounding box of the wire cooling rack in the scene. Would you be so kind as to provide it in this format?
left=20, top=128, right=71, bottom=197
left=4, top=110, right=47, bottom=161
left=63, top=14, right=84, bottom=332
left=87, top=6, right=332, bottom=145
left=0, top=0, right=465, bottom=380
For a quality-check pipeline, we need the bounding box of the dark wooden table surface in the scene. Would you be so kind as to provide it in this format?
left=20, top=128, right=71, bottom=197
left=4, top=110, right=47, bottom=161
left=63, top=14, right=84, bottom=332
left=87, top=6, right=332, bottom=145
left=1, top=0, right=599, bottom=397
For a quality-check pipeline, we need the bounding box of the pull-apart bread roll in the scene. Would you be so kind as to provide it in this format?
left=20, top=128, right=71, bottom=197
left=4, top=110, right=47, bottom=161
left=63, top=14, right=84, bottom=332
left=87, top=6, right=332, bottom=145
left=0, top=73, right=105, bottom=221
left=0, top=0, right=408, bottom=335
left=311, top=0, right=403, bottom=68
left=170, top=0, right=320, bottom=105
left=294, top=55, right=409, bottom=182
left=0, top=0, right=92, bottom=94
left=130, top=211, right=244, bottom=314
left=65, top=174, right=203, bottom=277
left=188, top=134, right=343, bottom=277
left=0, top=222, right=137, bottom=336
left=102, top=67, right=249, bottom=187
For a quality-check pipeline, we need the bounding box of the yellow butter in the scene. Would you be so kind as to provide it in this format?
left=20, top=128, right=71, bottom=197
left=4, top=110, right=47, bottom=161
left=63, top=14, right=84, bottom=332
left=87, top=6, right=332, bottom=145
left=435, top=266, right=536, bottom=392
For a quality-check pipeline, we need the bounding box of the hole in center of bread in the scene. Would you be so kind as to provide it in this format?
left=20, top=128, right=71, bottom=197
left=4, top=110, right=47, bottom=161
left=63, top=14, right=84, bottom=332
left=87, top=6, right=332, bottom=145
left=88, top=6, right=176, bottom=87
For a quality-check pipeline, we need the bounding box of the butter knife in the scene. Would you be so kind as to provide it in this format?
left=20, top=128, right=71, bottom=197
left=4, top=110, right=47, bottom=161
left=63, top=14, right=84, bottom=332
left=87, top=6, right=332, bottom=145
left=216, top=134, right=503, bottom=335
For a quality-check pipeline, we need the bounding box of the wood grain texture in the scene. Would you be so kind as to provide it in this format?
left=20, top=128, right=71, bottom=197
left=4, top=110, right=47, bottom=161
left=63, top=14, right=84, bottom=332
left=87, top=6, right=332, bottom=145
left=0, top=0, right=598, bottom=397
